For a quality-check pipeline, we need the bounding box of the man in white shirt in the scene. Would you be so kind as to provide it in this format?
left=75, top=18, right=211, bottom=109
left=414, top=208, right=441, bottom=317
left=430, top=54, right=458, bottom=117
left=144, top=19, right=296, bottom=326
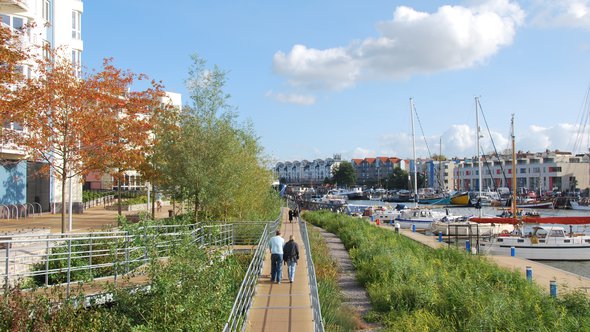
left=268, top=230, right=285, bottom=283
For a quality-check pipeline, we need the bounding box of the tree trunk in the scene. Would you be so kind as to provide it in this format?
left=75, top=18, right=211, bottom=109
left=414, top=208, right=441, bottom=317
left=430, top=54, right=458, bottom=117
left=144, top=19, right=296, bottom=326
left=151, top=186, right=156, bottom=218
left=117, top=175, right=122, bottom=216
left=61, top=169, right=67, bottom=234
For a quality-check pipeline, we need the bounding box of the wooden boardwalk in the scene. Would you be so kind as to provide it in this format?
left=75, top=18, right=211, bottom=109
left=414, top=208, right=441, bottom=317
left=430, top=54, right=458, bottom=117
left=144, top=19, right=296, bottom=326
left=376, top=222, right=590, bottom=296
left=245, top=214, right=315, bottom=332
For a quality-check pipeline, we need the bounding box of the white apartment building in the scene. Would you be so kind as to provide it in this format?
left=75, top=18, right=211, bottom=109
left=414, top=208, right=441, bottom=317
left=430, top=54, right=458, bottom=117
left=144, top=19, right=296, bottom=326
left=275, top=155, right=342, bottom=185
left=454, top=151, right=589, bottom=193
left=1, top=0, right=84, bottom=212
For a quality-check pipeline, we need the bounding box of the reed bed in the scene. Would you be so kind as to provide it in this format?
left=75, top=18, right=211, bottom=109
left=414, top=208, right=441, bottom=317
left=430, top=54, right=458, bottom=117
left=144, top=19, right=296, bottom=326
left=304, top=210, right=590, bottom=331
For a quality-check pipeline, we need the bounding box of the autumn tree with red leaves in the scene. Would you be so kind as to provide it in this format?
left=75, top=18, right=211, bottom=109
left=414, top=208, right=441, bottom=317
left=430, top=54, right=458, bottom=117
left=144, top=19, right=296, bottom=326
left=11, top=47, right=166, bottom=232
left=0, top=24, right=28, bottom=145
left=86, top=59, right=168, bottom=216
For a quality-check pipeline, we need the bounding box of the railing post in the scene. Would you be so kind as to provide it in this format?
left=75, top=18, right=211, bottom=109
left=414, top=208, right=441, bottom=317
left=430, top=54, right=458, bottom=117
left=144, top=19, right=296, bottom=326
left=66, top=239, right=72, bottom=299
left=125, top=232, right=130, bottom=274
left=113, top=237, right=119, bottom=286
left=5, top=244, right=10, bottom=293
left=143, top=226, right=148, bottom=263
left=45, top=239, right=50, bottom=286
left=88, top=234, right=93, bottom=279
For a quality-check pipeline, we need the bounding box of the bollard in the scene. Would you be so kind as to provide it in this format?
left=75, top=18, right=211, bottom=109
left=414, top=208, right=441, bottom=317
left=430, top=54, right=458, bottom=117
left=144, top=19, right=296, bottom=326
left=550, top=280, right=557, bottom=297
left=394, top=223, right=400, bottom=233
left=466, top=240, right=471, bottom=253
left=376, top=219, right=380, bottom=226
left=438, top=231, right=443, bottom=242
left=411, top=224, right=416, bottom=233
left=526, top=266, right=533, bottom=282
left=510, top=246, right=516, bottom=257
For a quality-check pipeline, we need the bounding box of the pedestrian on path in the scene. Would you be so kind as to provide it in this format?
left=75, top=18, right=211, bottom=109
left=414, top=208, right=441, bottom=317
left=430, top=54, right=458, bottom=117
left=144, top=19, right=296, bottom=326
left=283, top=235, right=299, bottom=283
left=269, top=230, right=285, bottom=283
left=288, top=209, right=293, bottom=223
left=293, top=209, right=299, bottom=222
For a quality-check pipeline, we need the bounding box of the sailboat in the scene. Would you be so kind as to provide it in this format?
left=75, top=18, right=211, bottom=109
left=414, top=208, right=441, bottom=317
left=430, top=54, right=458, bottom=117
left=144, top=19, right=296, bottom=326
left=473, top=113, right=590, bottom=260
left=434, top=97, right=513, bottom=236
left=394, top=98, right=446, bottom=229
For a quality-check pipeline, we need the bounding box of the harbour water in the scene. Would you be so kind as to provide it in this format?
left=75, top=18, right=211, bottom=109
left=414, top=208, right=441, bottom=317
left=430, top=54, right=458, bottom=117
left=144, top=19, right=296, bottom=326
left=346, top=200, right=590, bottom=278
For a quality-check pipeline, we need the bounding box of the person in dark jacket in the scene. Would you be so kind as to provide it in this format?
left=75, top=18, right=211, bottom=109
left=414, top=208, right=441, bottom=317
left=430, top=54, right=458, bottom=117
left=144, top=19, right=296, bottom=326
left=288, top=209, right=293, bottom=223
left=282, top=235, right=299, bottom=283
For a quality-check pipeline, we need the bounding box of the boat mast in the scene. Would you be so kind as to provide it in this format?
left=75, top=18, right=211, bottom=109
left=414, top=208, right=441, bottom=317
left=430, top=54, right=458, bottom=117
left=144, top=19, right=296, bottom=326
left=410, top=98, right=418, bottom=207
left=476, top=97, right=483, bottom=218
left=439, top=136, right=443, bottom=193
left=511, top=114, right=517, bottom=223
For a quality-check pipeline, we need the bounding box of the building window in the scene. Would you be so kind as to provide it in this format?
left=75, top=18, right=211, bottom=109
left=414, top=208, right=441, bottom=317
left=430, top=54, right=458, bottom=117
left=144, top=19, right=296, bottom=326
left=43, top=0, right=51, bottom=22
left=72, top=10, right=81, bottom=39
left=1, top=14, right=25, bottom=30
left=71, top=49, right=81, bottom=77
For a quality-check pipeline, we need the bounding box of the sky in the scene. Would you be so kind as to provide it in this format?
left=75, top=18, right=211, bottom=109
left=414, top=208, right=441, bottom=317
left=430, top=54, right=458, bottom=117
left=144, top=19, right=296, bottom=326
left=82, top=0, right=590, bottom=163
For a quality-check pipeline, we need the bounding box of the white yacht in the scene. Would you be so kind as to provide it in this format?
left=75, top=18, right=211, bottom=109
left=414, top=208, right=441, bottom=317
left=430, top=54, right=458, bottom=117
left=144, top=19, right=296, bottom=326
left=479, top=225, right=590, bottom=260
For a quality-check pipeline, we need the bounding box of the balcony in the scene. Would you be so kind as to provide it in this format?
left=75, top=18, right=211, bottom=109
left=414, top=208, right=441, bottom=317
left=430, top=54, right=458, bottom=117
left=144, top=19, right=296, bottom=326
left=0, top=0, right=29, bottom=14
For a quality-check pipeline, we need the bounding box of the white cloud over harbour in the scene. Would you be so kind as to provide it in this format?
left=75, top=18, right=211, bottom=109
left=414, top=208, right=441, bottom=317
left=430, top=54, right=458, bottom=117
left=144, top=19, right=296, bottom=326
left=273, top=0, right=525, bottom=90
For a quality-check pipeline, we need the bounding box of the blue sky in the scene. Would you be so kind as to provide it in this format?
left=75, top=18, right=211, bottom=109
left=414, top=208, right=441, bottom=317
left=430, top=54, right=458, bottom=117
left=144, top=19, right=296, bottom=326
left=83, top=0, right=590, bottom=163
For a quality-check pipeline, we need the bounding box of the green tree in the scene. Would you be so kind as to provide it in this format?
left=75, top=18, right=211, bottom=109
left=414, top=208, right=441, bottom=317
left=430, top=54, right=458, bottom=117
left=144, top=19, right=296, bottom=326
left=152, top=54, right=279, bottom=221
left=332, top=161, right=357, bottom=187
left=387, top=167, right=409, bottom=189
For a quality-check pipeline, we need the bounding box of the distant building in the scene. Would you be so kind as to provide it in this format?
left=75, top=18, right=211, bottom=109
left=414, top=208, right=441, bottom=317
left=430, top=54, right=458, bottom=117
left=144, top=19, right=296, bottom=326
left=351, top=157, right=405, bottom=187
left=454, top=151, right=589, bottom=193
left=275, top=155, right=341, bottom=185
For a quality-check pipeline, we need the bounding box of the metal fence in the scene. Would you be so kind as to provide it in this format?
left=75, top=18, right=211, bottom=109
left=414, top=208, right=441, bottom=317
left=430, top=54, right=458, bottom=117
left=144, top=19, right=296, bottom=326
left=0, top=223, right=234, bottom=298
left=223, top=215, right=281, bottom=332
left=0, top=203, right=42, bottom=219
left=299, top=217, right=325, bottom=332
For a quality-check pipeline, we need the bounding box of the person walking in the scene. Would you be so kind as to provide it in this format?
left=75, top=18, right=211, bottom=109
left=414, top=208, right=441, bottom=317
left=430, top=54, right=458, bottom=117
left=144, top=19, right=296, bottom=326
left=268, top=230, right=285, bottom=283
left=293, top=209, right=299, bottom=222
left=282, top=235, right=299, bottom=283
left=288, top=209, right=293, bottom=223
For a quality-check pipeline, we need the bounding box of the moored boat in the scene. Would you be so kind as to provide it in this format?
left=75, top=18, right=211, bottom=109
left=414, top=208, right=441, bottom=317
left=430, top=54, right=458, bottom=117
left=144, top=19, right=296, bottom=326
left=479, top=225, right=590, bottom=260
left=394, top=208, right=446, bottom=230
left=570, top=199, right=590, bottom=211
left=450, top=192, right=470, bottom=206
left=431, top=217, right=513, bottom=236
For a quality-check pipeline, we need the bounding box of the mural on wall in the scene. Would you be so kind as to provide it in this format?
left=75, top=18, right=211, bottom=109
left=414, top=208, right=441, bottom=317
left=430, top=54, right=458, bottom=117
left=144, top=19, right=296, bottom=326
left=1, top=161, right=26, bottom=205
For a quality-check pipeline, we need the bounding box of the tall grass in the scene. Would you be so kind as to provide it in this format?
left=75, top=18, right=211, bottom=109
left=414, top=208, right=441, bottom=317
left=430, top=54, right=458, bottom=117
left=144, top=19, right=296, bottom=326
left=305, top=210, right=590, bottom=331
left=307, top=225, right=359, bottom=331
left=0, top=234, right=249, bottom=331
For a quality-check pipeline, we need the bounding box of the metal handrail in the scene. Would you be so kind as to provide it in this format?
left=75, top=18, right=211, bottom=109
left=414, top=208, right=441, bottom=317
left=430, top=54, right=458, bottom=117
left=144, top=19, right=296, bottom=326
left=299, top=218, right=325, bottom=332
left=0, top=222, right=235, bottom=296
left=224, top=214, right=281, bottom=332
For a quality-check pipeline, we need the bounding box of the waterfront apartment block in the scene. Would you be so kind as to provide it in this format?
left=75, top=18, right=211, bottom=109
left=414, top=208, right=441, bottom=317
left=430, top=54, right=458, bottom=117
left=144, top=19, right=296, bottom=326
left=351, top=157, right=406, bottom=187
left=275, top=155, right=341, bottom=185
left=1, top=0, right=84, bottom=212
left=453, top=151, right=589, bottom=193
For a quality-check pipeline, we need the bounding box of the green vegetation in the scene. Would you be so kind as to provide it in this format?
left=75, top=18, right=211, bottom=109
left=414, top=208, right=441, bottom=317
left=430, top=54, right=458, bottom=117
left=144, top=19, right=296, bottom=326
left=149, top=54, right=281, bottom=222
left=307, top=224, right=360, bottom=331
left=82, top=190, right=115, bottom=203
left=331, top=161, right=357, bottom=187
left=0, top=224, right=250, bottom=331
left=304, top=211, right=590, bottom=331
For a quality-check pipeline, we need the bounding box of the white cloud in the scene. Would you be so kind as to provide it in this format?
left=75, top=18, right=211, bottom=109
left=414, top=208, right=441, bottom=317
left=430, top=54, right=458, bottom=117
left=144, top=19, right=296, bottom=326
left=265, top=90, right=316, bottom=105
left=273, top=0, right=524, bottom=90
left=529, top=0, right=590, bottom=29
left=351, top=147, right=378, bottom=159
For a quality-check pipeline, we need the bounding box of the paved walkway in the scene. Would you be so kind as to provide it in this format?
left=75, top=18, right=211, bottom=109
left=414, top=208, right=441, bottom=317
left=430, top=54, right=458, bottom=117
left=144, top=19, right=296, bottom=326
left=0, top=203, right=174, bottom=234
left=375, top=222, right=590, bottom=296
left=245, top=212, right=315, bottom=332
